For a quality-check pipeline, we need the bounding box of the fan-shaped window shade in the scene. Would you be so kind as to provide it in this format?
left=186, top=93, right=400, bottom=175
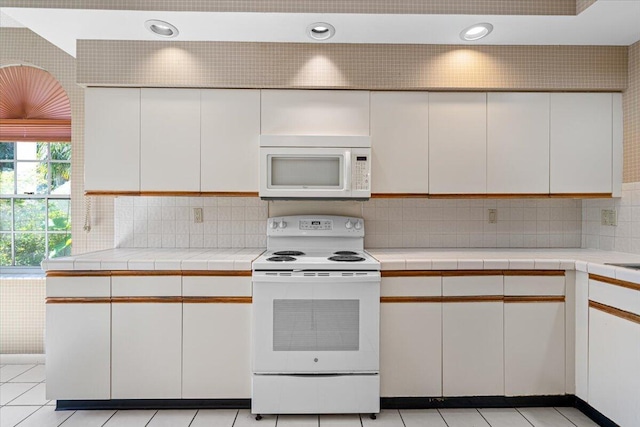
left=0, top=65, right=71, bottom=142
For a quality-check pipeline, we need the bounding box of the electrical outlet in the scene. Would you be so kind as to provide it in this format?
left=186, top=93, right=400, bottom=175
left=488, top=209, right=498, bottom=224
left=601, top=209, right=617, bottom=226
left=193, top=207, right=203, bottom=223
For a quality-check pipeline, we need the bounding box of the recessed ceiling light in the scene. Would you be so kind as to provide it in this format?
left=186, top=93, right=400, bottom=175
left=145, top=19, right=179, bottom=38
left=307, top=22, right=335, bottom=41
left=460, top=23, right=493, bottom=41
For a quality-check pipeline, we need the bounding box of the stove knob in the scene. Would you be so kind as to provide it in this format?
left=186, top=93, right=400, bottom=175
left=345, top=219, right=353, bottom=229
left=354, top=220, right=362, bottom=230
left=279, top=220, right=287, bottom=229
left=270, top=221, right=278, bottom=229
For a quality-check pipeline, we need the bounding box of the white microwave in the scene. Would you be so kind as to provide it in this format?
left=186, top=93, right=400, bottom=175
left=259, top=135, right=371, bottom=200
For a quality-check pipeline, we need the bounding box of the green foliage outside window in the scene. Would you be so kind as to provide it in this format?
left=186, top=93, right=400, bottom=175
left=0, top=142, right=71, bottom=268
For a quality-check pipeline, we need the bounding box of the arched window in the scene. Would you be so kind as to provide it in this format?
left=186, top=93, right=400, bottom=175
left=0, top=65, right=71, bottom=270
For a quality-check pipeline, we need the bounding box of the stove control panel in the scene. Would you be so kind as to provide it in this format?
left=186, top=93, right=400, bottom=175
left=267, top=215, right=365, bottom=237
left=300, top=219, right=332, bottom=230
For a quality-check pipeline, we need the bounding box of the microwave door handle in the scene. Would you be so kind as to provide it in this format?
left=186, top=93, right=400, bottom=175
left=344, top=150, right=351, bottom=192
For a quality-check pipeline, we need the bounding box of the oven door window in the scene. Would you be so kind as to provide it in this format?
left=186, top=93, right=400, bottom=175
left=273, top=299, right=359, bottom=352
left=270, top=156, right=342, bottom=188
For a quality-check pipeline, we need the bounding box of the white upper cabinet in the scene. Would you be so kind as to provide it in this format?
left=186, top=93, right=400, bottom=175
left=140, top=88, right=201, bottom=191
left=85, top=88, right=140, bottom=191
left=370, top=92, right=429, bottom=194
left=260, top=90, right=370, bottom=135
left=550, top=93, right=613, bottom=194
left=429, top=92, right=487, bottom=194
left=487, top=93, right=550, bottom=194
left=201, top=90, right=260, bottom=192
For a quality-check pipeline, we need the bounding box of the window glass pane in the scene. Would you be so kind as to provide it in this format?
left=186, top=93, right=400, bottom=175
left=0, top=233, right=11, bottom=266
left=14, top=232, right=45, bottom=266
left=0, top=162, right=15, bottom=194
left=14, top=199, right=46, bottom=231
left=50, top=143, right=71, bottom=161
left=16, top=142, right=41, bottom=160
left=0, top=199, right=11, bottom=231
left=49, top=233, right=71, bottom=258
left=50, top=163, right=70, bottom=194
left=48, top=199, right=71, bottom=231
left=16, top=161, right=48, bottom=194
left=0, top=142, right=15, bottom=160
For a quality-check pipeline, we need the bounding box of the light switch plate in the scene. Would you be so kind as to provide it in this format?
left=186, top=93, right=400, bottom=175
left=488, top=209, right=498, bottom=224
left=601, top=209, right=617, bottom=226
left=193, top=207, right=203, bottom=223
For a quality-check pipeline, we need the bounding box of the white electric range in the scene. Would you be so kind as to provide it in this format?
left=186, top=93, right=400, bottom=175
left=251, top=215, right=380, bottom=419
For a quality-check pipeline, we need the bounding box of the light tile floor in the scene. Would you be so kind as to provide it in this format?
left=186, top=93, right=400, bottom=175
left=0, top=364, right=601, bottom=427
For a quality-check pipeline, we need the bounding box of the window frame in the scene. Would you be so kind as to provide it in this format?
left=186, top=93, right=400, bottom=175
left=1, top=141, right=71, bottom=273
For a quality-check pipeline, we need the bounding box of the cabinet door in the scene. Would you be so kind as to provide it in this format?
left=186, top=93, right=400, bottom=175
left=487, top=93, right=550, bottom=194
left=370, top=92, right=429, bottom=194
left=442, top=302, right=504, bottom=396
left=550, top=93, right=612, bottom=194
left=183, top=302, right=251, bottom=398
left=111, top=302, right=182, bottom=398
left=46, top=302, right=111, bottom=400
left=85, top=88, right=140, bottom=191
left=429, top=92, right=487, bottom=194
left=140, top=88, right=201, bottom=191
left=261, top=90, right=370, bottom=135
left=201, top=89, right=260, bottom=192
left=380, top=302, right=441, bottom=397
left=504, top=302, right=565, bottom=396
left=588, top=308, right=640, bottom=427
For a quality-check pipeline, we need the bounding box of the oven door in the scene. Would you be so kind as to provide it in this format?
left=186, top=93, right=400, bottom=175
left=260, top=147, right=350, bottom=199
left=252, top=271, right=380, bottom=374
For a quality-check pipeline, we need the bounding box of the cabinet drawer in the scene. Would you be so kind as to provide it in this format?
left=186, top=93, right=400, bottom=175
left=443, top=275, right=503, bottom=296
left=504, top=275, right=565, bottom=296
left=46, top=276, right=110, bottom=298
left=381, top=276, right=441, bottom=297
left=183, top=276, right=251, bottom=297
left=589, top=279, right=640, bottom=316
left=112, top=275, right=181, bottom=297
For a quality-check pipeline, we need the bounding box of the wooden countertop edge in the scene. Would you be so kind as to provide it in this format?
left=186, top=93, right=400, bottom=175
left=46, top=296, right=253, bottom=304
left=589, top=273, right=640, bottom=292
left=46, top=270, right=252, bottom=277
left=381, top=296, right=564, bottom=303
left=382, top=270, right=565, bottom=277
left=589, top=300, right=640, bottom=325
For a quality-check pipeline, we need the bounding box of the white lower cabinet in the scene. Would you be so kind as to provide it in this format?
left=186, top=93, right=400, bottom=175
left=504, top=302, right=565, bottom=396
left=380, top=302, right=442, bottom=397
left=182, top=302, right=251, bottom=398
left=46, top=302, right=111, bottom=400
left=111, top=302, right=182, bottom=399
left=442, top=301, right=504, bottom=396
left=588, top=307, right=640, bottom=427
left=442, top=275, right=504, bottom=396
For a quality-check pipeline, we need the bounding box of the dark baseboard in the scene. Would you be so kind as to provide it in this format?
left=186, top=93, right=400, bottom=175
left=55, top=395, right=620, bottom=427
left=574, top=396, right=619, bottom=427
left=56, top=398, right=251, bottom=411
left=381, top=395, right=618, bottom=427
left=381, top=395, right=574, bottom=409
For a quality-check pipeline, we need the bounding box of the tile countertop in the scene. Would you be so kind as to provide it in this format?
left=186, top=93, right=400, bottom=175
left=40, top=248, right=265, bottom=271
left=41, top=247, right=640, bottom=284
left=366, top=248, right=640, bottom=284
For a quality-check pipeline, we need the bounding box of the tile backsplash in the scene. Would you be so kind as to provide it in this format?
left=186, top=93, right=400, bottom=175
left=115, top=196, right=268, bottom=249
left=582, top=182, right=640, bottom=254
left=362, top=198, right=582, bottom=249
left=115, top=196, right=582, bottom=249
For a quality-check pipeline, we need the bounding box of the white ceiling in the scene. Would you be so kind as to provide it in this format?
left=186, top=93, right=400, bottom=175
left=2, top=0, right=640, bottom=58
